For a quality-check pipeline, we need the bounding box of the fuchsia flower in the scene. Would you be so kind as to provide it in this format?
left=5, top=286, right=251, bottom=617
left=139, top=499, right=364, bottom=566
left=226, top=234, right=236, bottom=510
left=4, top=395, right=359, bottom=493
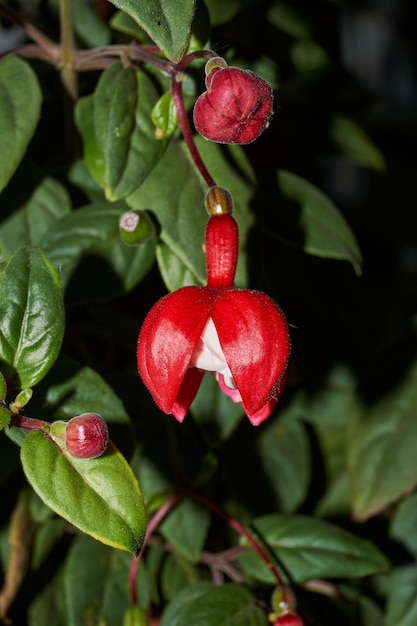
left=193, top=56, right=274, bottom=145
left=137, top=187, right=290, bottom=426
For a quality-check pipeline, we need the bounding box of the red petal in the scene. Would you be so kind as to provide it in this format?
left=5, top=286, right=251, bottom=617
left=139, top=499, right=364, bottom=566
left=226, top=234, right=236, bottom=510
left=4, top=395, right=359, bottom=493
left=212, top=290, right=290, bottom=418
left=137, top=287, right=215, bottom=415
left=172, top=368, right=205, bottom=422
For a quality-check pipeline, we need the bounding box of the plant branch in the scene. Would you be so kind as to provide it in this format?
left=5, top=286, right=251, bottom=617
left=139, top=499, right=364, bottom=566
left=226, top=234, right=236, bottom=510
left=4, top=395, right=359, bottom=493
left=186, top=488, right=286, bottom=589
left=129, top=492, right=182, bottom=605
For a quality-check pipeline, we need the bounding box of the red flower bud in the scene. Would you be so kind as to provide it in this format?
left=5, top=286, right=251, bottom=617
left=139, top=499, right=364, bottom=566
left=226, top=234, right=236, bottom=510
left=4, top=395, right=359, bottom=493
left=193, top=60, right=274, bottom=144
left=64, top=413, right=109, bottom=459
left=273, top=614, right=305, bottom=626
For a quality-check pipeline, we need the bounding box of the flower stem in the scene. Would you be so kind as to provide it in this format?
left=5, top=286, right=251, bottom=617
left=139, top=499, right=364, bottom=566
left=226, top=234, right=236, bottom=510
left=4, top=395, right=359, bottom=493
left=129, top=492, right=182, bottom=605
left=8, top=414, right=50, bottom=434
left=171, top=78, right=216, bottom=188
left=58, top=0, right=79, bottom=161
left=187, top=488, right=286, bottom=588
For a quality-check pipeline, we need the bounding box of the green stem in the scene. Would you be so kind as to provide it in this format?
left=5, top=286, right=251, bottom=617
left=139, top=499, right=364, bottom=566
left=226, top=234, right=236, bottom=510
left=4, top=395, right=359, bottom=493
left=59, top=0, right=77, bottom=101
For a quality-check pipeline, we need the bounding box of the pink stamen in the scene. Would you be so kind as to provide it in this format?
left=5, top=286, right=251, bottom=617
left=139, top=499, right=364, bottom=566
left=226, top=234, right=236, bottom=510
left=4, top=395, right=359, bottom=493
left=217, top=373, right=242, bottom=403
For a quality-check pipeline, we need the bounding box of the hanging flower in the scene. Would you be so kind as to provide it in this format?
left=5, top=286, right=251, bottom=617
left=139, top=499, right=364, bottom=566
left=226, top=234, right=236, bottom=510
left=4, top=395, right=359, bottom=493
left=193, top=56, right=274, bottom=145
left=137, top=187, right=290, bottom=425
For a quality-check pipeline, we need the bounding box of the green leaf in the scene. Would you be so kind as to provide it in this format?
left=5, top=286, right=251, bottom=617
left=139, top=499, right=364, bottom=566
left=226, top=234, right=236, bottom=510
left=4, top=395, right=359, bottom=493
left=40, top=202, right=156, bottom=300
left=105, top=0, right=196, bottom=61
left=0, top=371, right=6, bottom=399
left=0, top=247, right=65, bottom=389
left=239, top=514, right=389, bottom=584
left=127, top=137, right=254, bottom=286
left=75, top=64, right=166, bottom=201
left=160, top=582, right=221, bottom=626
left=385, top=564, right=417, bottom=626
left=0, top=177, right=72, bottom=260
left=159, top=497, right=210, bottom=562
left=0, top=405, right=11, bottom=430
left=156, top=242, right=201, bottom=291
left=390, top=493, right=417, bottom=557
left=0, top=56, right=42, bottom=193
left=204, top=0, right=239, bottom=27
left=28, top=566, right=67, bottom=626
left=347, top=358, right=417, bottom=521
left=257, top=413, right=310, bottom=513
left=21, top=430, right=146, bottom=555
left=331, top=115, right=386, bottom=172
left=267, top=1, right=311, bottom=39
left=175, top=583, right=267, bottom=626
left=277, top=169, right=363, bottom=275
left=64, top=534, right=133, bottom=625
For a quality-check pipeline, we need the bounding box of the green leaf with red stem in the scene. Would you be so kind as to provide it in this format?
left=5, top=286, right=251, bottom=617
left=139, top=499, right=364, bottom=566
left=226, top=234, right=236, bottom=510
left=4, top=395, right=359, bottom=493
left=238, top=514, right=389, bottom=584
left=21, top=430, right=146, bottom=555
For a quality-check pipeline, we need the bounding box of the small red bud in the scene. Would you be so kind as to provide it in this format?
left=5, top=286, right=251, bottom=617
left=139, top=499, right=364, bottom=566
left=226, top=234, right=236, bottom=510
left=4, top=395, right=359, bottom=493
left=193, top=63, right=274, bottom=144
left=273, top=614, right=305, bottom=626
left=64, top=413, right=109, bottom=459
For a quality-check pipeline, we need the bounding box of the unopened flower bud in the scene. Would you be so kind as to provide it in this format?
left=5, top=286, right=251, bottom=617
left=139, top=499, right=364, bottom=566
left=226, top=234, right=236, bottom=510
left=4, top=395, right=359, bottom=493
left=193, top=64, right=274, bottom=144
left=63, top=413, right=109, bottom=459
left=119, top=210, right=155, bottom=245
left=205, top=186, right=234, bottom=216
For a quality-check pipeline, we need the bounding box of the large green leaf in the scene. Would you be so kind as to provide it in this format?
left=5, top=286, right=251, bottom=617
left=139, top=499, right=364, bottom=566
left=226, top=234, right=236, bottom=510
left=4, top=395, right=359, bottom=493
left=64, top=534, right=133, bottom=626
left=0, top=247, right=65, bottom=389
left=385, top=565, right=417, bottom=626
left=161, top=581, right=213, bottom=626
left=159, top=497, right=210, bottom=562
left=0, top=177, right=72, bottom=259
left=0, top=56, right=42, bottom=193
left=239, top=514, right=389, bottom=584
left=127, top=138, right=254, bottom=286
left=276, top=169, right=363, bottom=275
left=174, top=583, right=267, bottom=626
left=40, top=202, right=156, bottom=299
left=390, top=493, right=417, bottom=557
left=347, top=358, right=417, bottom=521
left=75, top=64, right=166, bottom=201
left=21, top=430, right=146, bottom=555
left=105, top=0, right=196, bottom=61
left=257, top=413, right=310, bottom=513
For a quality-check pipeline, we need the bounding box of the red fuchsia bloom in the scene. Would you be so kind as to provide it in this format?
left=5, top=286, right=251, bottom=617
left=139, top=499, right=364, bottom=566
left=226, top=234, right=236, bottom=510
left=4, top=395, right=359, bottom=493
left=193, top=57, right=274, bottom=145
left=137, top=187, right=290, bottom=426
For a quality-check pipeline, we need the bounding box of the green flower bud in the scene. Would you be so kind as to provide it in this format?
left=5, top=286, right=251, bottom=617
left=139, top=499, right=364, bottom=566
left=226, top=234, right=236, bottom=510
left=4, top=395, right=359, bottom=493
left=119, top=210, right=155, bottom=245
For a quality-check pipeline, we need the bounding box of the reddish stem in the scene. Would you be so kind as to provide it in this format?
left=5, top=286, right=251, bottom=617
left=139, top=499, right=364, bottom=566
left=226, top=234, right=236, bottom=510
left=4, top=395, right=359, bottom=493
left=9, top=414, right=50, bottom=433
left=171, top=78, right=216, bottom=188
left=129, top=492, right=181, bottom=605
left=187, top=488, right=286, bottom=588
